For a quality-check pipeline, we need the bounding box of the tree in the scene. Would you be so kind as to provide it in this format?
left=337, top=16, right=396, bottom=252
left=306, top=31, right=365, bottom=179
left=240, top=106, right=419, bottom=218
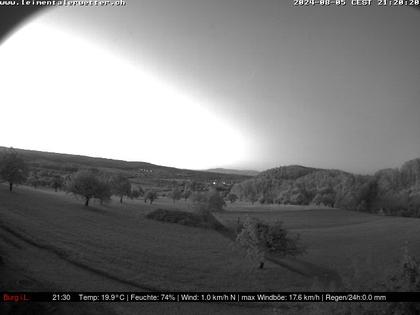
left=242, top=181, right=258, bottom=204
left=66, top=170, right=111, bottom=206
left=26, top=172, right=40, bottom=189
left=191, top=190, right=225, bottom=214
left=51, top=175, right=63, bottom=192
left=249, top=192, right=258, bottom=205
left=235, top=216, right=305, bottom=269
left=144, top=190, right=158, bottom=204
left=137, top=186, right=145, bottom=197
left=168, top=187, right=182, bottom=203
left=186, top=180, right=207, bottom=192
left=182, top=189, right=191, bottom=201
left=94, top=177, right=112, bottom=205
left=111, top=174, right=131, bottom=203
left=227, top=193, right=238, bottom=204
left=187, top=180, right=199, bottom=192
left=0, top=148, right=28, bottom=192
left=129, top=188, right=143, bottom=199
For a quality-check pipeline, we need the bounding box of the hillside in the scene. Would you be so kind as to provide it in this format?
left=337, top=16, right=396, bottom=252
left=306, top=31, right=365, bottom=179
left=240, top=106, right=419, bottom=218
left=0, top=186, right=313, bottom=314
left=2, top=185, right=420, bottom=315
left=206, top=168, right=259, bottom=177
left=232, top=159, right=420, bottom=216
left=0, top=146, right=251, bottom=190
left=258, top=165, right=321, bottom=180
left=1, top=146, right=419, bottom=216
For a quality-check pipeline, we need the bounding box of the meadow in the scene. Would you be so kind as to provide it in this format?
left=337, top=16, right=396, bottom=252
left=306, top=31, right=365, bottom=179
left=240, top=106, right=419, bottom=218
left=1, top=184, right=420, bottom=314
left=218, top=203, right=420, bottom=287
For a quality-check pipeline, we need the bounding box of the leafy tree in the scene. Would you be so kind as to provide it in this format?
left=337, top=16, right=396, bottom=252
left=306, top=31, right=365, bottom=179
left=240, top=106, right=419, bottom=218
left=242, top=181, right=258, bottom=204
left=248, top=192, right=258, bottom=205
left=168, top=187, right=182, bottom=203
left=311, top=186, right=336, bottom=207
left=208, top=190, right=226, bottom=210
left=191, top=190, right=225, bottom=214
left=26, top=173, right=40, bottom=189
left=94, top=176, right=112, bottom=205
left=213, top=182, right=231, bottom=198
left=66, top=170, right=111, bottom=206
left=51, top=175, right=64, bottom=192
left=111, top=174, right=131, bottom=203
left=144, top=190, right=158, bottom=204
left=289, top=191, right=308, bottom=205
left=182, top=189, right=191, bottom=201
left=0, top=148, right=28, bottom=192
left=230, top=183, right=243, bottom=200
left=188, top=180, right=199, bottom=192
left=129, top=188, right=143, bottom=199
left=137, top=186, right=145, bottom=197
left=235, top=216, right=305, bottom=269
left=227, top=193, right=238, bottom=204
left=186, top=180, right=206, bottom=192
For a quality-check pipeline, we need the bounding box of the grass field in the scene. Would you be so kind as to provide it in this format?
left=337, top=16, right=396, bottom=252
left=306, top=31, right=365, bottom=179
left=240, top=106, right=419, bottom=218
left=1, top=185, right=420, bottom=314
left=218, top=203, right=420, bottom=286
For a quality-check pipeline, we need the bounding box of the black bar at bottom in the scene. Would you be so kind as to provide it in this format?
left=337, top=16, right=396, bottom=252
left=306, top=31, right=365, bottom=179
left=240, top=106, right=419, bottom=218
left=1, top=292, right=420, bottom=303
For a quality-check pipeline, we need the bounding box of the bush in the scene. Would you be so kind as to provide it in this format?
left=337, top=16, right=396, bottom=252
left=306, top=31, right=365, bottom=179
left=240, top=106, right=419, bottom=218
left=227, top=193, right=238, bottom=204
left=146, top=209, right=226, bottom=231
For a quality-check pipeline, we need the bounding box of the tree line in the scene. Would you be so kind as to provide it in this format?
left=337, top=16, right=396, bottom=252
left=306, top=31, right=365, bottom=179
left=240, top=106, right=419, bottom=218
left=0, top=148, right=144, bottom=205
left=230, top=163, right=420, bottom=217
left=0, top=148, right=234, bottom=207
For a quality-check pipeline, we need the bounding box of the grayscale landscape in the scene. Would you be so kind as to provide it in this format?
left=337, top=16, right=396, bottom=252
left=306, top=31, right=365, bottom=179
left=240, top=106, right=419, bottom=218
left=0, top=1, right=419, bottom=315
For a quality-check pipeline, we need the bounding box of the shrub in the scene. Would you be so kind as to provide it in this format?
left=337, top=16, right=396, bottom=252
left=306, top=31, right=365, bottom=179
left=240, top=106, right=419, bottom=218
left=227, top=193, right=238, bottom=204
left=146, top=209, right=226, bottom=231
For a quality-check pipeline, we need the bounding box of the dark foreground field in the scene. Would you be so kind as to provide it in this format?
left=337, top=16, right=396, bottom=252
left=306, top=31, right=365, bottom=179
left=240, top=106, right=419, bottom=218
left=1, top=185, right=420, bottom=314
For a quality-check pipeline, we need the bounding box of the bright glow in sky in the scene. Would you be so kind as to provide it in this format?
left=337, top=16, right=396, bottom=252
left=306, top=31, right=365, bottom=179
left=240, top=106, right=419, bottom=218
left=0, top=19, right=250, bottom=170
left=1, top=3, right=419, bottom=174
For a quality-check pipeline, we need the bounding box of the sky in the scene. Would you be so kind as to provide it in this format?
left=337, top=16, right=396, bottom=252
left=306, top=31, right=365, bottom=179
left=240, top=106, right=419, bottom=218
left=0, top=1, right=419, bottom=173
